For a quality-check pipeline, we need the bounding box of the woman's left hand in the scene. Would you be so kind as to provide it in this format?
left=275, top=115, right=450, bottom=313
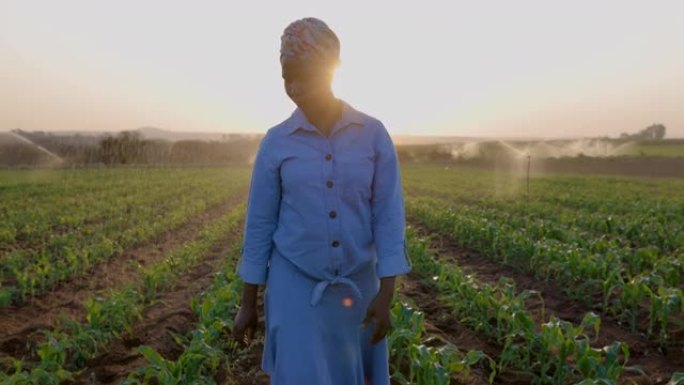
left=362, top=276, right=396, bottom=344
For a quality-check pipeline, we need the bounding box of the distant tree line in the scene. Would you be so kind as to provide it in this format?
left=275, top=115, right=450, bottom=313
left=97, top=131, right=262, bottom=166
left=396, top=145, right=453, bottom=163
left=620, top=123, right=666, bottom=140
left=2, top=130, right=262, bottom=167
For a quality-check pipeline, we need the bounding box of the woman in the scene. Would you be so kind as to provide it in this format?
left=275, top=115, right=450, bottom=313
left=232, top=17, right=411, bottom=385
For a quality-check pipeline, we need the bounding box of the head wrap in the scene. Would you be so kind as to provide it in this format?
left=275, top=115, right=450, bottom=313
left=280, top=17, right=340, bottom=67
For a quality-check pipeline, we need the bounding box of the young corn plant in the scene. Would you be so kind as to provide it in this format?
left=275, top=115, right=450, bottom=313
left=387, top=300, right=495, bottom=385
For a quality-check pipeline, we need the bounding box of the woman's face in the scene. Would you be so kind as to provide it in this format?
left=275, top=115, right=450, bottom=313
left=282, top=59, right=334, bottom=109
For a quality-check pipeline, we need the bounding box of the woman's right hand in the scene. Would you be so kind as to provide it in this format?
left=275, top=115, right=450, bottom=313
left=232, top=283, right=260, bottom=347
left=232, top=304, right=258, bottom=346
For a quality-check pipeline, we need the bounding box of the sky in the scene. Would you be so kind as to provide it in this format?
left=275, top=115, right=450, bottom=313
left=2, top=0, right=683, bottom=139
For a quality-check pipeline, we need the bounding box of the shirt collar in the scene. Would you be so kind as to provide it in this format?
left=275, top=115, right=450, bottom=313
left=287, top=99, right=364, bottom=136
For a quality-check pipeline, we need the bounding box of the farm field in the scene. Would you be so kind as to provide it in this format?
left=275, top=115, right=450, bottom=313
left=616, top=141, right=684, bottom=158
left=0, top=165, right=682, bottom=385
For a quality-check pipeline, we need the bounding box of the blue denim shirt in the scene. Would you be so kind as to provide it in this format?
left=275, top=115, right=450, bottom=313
left=237, top=100, right=411, bottom=303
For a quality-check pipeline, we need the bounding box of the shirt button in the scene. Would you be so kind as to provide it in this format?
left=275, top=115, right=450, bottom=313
left=326, top=180, right=333, bottom=188
left=329, top=210, right=337, bottom=218
left=325, top=153, right=332, bottom=161
left=331, top=240, right=340, bottom=248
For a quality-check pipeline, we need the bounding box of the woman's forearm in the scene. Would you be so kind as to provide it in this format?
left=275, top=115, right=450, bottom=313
left=377, top=276, right=396, bottom=301
left=241, top=283, right=259, bottom=308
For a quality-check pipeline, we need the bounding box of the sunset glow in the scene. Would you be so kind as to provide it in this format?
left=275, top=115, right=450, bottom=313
left=2, top=0, right=683, bottom=138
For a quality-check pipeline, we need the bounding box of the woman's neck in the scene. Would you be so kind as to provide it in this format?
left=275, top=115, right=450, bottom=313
left=300, top=97, right=342, bottom=138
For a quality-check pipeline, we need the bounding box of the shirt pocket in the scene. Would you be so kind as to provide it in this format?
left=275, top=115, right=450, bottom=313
left=337, top=151, right=375, bottom=201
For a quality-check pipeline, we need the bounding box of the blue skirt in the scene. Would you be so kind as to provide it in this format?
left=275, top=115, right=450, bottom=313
left=261, top=250, right=390, bottom=385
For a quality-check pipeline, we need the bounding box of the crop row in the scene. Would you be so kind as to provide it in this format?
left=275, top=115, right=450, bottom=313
left=0, top=202, right=246, bottom=384
left=2, top=173, right=241, bottom=269
left=403, top=169, right=684, bottom=256
left=1, top=173, right=217, bottom=249
left=124, top=224, right=636, bottom=385
left=404, top=227, right=633, bottom=384
left=407, top=196, right=684, bottom=345
left=0, top=168, right=250, bottom=246
left=404, top=189, right=683, bottom=285
left=402, top=165, right=684, bottom=216
left=0, top=178, right=247, bottom=306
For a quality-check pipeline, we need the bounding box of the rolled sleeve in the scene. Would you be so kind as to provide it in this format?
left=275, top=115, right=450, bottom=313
left=371, top=122, right=412, bottom=278
left=237, top=132, right=281, bottom=285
